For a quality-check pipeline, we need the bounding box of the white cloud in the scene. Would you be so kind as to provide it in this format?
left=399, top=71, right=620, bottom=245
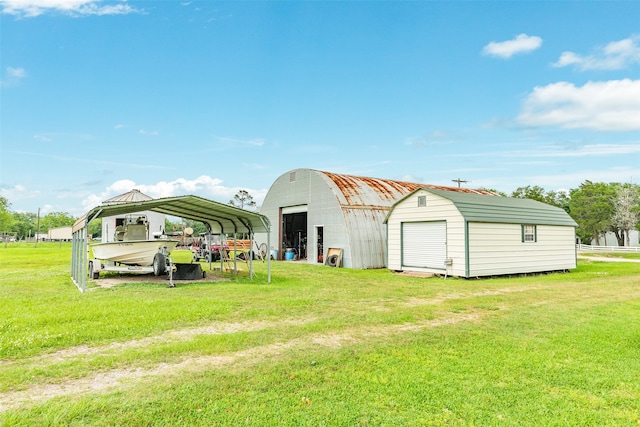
left=406, top=130, right=457, bottom=147
left=0, top=184, right=40, bottom=202
left=529, top=166, right=640, bottom=189
left=553, top=35, right=640, bottom=70
left=482, top=34, right=542, bottom=59
left=81, top=176, right=268, bottom=212
left=517, top=79, right=640, bottom=131
left=7, top=66, right=26, bottom=78
left=39, top=204, right=54, bottom=215
left=0, top=0, right=140, bottom=18
left=216, top=136, right=265, bottom=147
left=506, top=143, right=640, bottom=158
left=33, top=133, right=53, bottom=142
left=1, top=66, right=26, bottom=87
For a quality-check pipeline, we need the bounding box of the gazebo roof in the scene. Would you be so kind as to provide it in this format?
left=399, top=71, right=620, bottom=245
left=102, top=189, right=153, bottom=204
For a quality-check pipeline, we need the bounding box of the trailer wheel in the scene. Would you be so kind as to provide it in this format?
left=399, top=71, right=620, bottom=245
left=153, top=253, right=166, bottom=276
left=89, top=261, right=99, bottom=279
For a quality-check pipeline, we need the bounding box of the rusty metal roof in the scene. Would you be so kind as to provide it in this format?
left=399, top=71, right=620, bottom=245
left=102, top=189, right=153, bottom=204
left=320, top=171, right=495, bottom=207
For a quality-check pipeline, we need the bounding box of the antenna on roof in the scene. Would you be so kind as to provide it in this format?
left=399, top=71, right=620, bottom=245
left=452, top=178, right=469, bottom=188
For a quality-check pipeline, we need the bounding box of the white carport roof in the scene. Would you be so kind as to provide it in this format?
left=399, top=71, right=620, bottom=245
left=71, top=195, right=271, bottom=293
left=73, top=195, right=270, bottom=235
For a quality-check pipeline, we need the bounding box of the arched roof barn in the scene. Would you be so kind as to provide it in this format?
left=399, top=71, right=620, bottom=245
left=260, top=168, right=492, bottom=269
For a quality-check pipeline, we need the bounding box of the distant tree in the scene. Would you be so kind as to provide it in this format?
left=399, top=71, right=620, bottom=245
left=511, top=185, right=547, bottom=203
left=610, top=184, right=640, bottom=246
left=553, top=191, right=571, bottom=214
left=510, top=185, right=570, bottom=213
left=164, top=218, right=177, bottom=234
left=88, top=218, right=102, bottom=239
left=229, top=190, right=256, bottom=210
left=183, top=219, right=208, bottom=236
left=40, top=212, right=76, bottom=232
left=0, top=197, right=14, bottom=238
left=162, top=218, right=207, bottom=236
left=569, top=181, right=616, bottom=245
left=10, top=211, right=37, bottom=239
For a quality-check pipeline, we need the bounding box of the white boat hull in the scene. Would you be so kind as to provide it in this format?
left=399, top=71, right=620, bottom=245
left=91, top=240, right=179, bottom=266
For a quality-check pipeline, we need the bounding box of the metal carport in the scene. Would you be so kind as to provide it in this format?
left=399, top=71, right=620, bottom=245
left=71, top=195, right=271, bottom=293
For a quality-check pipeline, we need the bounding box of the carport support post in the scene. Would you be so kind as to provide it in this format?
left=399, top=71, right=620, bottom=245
left=70, top=223, right=88, bottom=293
left=249, top=232, right=254, bottom=279
left=82, top=224, right=88, bottom=292
left=267, top=233, right=271, bottom=283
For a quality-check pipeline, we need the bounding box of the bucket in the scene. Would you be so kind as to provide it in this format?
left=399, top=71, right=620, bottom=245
left=285, top=248, right=295, bottom=261
left=270, top=249, right=278, bottom=260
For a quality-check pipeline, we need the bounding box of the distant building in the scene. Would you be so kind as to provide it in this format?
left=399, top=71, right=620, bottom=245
left=48, top=226, right=72, bottom=241
left=34, top=232, right=48, bottom=241
left=591, top=230, right=639, bottom=247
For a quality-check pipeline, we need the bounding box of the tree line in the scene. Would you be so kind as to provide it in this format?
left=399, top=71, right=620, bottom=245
left=488, top=181, right=640, bottom=246
left=1, top=183, right=638, bottom=245
left=0, top=198, right=78, bottom=240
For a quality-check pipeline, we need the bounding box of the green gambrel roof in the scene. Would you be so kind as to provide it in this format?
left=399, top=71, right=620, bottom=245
left=424, top=189, right=578, bottom=227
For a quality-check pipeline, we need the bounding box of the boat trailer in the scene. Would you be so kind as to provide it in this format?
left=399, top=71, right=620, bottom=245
left=89, top=247, right=178, bottom=287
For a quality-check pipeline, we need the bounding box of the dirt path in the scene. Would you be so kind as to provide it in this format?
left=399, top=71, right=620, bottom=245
left=0, top=284, right=605, bottom=413
left=0, top=311, right=481, bottom=412
left=2, top=318, right=312, bottom=368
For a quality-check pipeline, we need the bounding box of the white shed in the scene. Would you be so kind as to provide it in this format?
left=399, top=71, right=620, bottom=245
left=385, top=189, right=578, bottom=278
left=99, top=189, right=166, bottom=243
left=48, top=226, right=72, bottom=241
left=259, top=169, right=493, bottom=269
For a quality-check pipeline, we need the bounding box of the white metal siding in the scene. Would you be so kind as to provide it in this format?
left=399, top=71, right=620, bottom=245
left=260, top=169, right=413, bottom=269
left=468, top=223, right=576, bottom=276
left=402, top=221, right=446, bottom=269
left=260, top=169, right=352, bottom=266
left=387, top=190, right=465, bottom=275
left=48, top=226, right=72, bottom=240
left=309, top=172, right=352, bottom=267
left=387, top=189, right=577, bottom=277
left=101, top=211, right=165, bottom=243
left=341, top=207, right=388, bottom=269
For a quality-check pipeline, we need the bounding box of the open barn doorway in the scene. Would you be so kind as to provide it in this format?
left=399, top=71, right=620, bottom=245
left=282, top=211, right=307, bottom=260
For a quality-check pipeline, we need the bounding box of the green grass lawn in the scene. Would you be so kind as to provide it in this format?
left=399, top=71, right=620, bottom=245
left=1, top=243, right=639, bottom=426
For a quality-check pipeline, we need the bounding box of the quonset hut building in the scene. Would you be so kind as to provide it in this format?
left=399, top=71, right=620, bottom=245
left=259, top=168, right=493, bottom=269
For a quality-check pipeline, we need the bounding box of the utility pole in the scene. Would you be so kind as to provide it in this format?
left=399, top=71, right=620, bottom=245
left=452, top=178, right=469, bottom=188
left=35, top=207, right=40, bottom=248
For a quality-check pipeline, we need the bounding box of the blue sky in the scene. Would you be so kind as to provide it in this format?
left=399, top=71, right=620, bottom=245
left=1, top=0, right=639, bottom=216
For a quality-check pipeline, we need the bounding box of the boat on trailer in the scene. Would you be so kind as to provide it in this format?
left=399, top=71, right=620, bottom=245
left=89, top=214, right=179, bottom=281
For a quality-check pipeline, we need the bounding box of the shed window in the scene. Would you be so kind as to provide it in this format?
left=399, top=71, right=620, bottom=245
left=522, top=225, right=537, bottom=242
left=417, top=196, right=426, bottom=207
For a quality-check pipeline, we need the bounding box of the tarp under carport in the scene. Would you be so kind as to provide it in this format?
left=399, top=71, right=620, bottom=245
left=71, top=194, right=271, bottom=293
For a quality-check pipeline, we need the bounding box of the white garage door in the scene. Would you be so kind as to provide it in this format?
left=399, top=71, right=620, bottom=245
left=402, top=221, right=447, bottom=269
